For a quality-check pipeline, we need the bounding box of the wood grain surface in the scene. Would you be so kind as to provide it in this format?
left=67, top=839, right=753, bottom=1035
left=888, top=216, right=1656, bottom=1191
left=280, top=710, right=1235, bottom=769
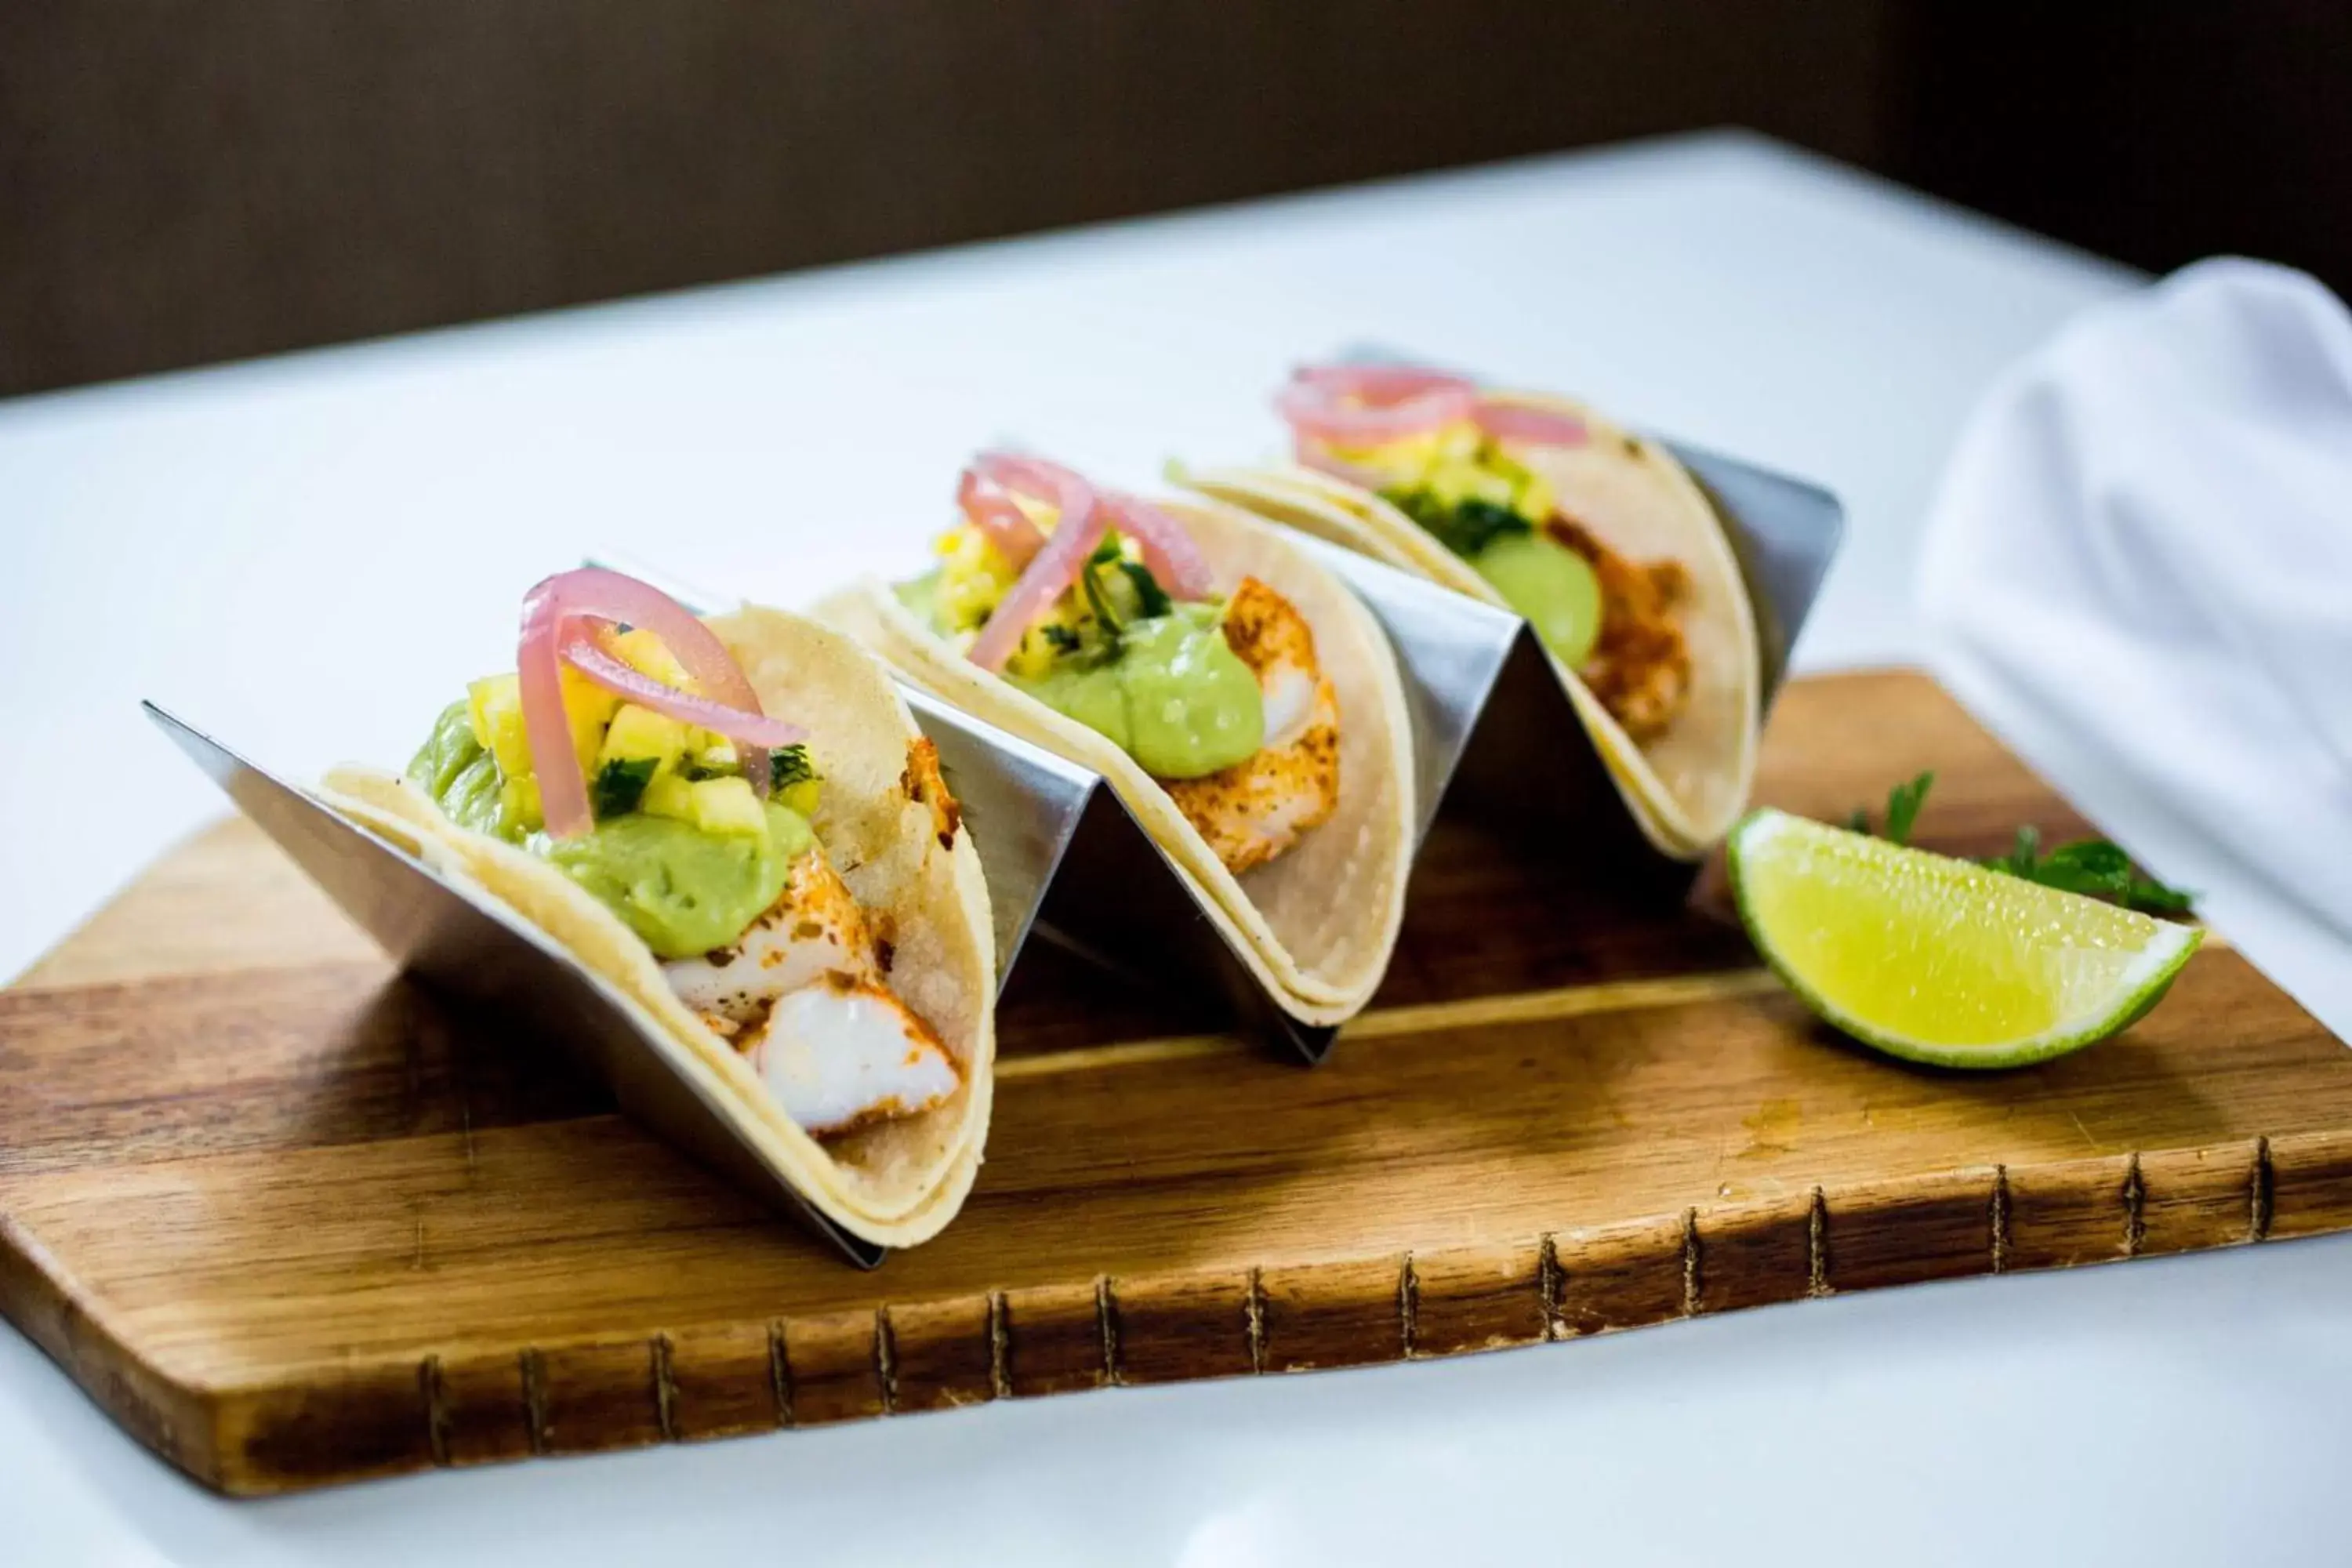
left=2, top=669, right=2344, bottom=1494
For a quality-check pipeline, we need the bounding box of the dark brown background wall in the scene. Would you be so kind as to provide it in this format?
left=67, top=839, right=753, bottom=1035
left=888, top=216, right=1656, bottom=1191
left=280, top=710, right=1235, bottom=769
left=2, top=2, right=2343, bottom=399
left=1897, top=5, right=2352, bottom=298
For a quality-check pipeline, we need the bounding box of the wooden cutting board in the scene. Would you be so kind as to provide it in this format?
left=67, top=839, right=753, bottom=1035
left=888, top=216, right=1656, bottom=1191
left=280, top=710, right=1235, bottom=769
left=5, top=669, right=2350, bottom=1496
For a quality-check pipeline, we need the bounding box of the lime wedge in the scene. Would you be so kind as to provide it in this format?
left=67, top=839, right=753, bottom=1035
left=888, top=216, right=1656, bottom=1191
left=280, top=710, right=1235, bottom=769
left=1729, top=808, right=2202, bottom=1069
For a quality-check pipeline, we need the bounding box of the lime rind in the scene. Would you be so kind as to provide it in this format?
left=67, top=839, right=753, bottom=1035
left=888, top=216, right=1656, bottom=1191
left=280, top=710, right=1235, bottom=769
left=1729, top=808, right=2203, bottom=1069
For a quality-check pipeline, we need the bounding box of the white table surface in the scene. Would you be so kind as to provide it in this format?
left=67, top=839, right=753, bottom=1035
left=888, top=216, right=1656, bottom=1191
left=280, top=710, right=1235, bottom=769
left=4, top=129, right=2347, bottom=1566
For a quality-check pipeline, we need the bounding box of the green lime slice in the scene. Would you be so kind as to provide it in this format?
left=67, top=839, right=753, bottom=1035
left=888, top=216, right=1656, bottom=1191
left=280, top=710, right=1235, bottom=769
left=1729, top=808, right=2202, bottom=1069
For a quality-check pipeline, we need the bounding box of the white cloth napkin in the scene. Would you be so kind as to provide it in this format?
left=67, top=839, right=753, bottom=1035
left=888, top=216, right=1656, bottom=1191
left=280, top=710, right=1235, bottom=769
left=1918, top=257, right=2352, bottom=946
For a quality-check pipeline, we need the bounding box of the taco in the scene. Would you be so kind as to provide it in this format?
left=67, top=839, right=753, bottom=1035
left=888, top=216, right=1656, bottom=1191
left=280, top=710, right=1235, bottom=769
left=323, top=568, right=996, bottom=1247
left=1177, top=365, right=1760, bottom=857
left=815, top=454, right=1415, bottom=1026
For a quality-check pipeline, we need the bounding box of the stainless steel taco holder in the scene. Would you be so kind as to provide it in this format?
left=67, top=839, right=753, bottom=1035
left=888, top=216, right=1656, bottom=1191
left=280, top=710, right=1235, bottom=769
left=589, top=557, right=1367, bottom=1063
left=1415, top=439, right=1843, bottom=904
left=951, top=428, right=1843, bottom=1055
left=601, top=422, right=1843, bottom=1060
left=142, top=702, right=897, bottom=1269
left=143, top=427, right=1836, bottom=1268
left=1007, top=548, right=1488, bottom=1065
left=1319, top=345, right=1845, bottom=898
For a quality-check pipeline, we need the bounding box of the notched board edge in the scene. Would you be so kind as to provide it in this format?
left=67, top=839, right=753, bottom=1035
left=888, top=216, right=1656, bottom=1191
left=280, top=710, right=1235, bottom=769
left=18, top=1126, right=2352, bottom=1493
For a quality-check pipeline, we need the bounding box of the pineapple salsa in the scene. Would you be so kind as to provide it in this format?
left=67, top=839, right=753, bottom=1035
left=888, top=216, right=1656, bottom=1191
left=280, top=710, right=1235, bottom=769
left=408, top=628, right=821, bottom=959
left=899, top=521, right=1264, bottom=779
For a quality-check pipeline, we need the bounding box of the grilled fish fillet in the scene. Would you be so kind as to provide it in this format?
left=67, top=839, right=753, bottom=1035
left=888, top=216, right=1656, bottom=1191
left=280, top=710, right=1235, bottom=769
left=1545, top=514, right=1692, bottom=744
left=746, top=978, right=959, bottom=1137
left=665, top=851, right=880, bottom=1018
left=663, top=847, right=959, bottom=1136
left=1160, top=575, right=1341, bottom=876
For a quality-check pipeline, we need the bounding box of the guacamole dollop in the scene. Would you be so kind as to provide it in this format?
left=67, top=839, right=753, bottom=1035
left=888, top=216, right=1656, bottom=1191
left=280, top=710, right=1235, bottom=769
left=410, top=699, right=515, bottom=839
left=1381, top=481, right=1605, bottom=670
left=408, top=702, right=813, bottom=959
left=536, top=806, right=810, bottom=958
left=1008, top=605, right=1263, bottom=779
left=1471, top=531, right=1602, bottom=668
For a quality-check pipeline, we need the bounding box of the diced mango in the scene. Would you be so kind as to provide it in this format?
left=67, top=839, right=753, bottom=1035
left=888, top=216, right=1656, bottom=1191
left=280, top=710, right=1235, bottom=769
left=599, top=703, right=690, bottom=775
left=1514, top=470, right=1558, bottom=525
left=1435, top=421, right=1483, bottom=464
left=467, top=674, right=532, bottom=779
left=1330, top=431, right=1437, bottom=487
left=934, top=526, right=1018, bottom=634
left=641, top=771, right=697, bottom=823
left=688, top=775, right=767, bottom=837
left=779, top=778, right=822, bottom=818
left=610, top=628, right=697, bottom=691
left=1425, top=456, right=1519, bottom=512
left=1005, top=621, right=1064, bottom=681
left=469, top=669, right=615, bottom=780
left=559, top=669, right=620, bottom=771
left=499, top=773, right=544, bottom=834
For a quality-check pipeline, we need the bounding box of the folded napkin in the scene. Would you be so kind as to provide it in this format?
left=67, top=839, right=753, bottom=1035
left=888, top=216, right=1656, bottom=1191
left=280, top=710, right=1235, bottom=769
left=1918, top=258, right=2352, bottom=951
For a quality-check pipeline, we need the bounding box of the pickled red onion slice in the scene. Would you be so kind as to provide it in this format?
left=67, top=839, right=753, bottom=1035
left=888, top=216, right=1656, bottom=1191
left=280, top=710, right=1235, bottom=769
left=967, top=486, right=1109, bottom=673
left=1473, top=400, right=1588, bottom=448
left=956, top=466, right=1045, bottom=568
left=1099, top=492, right=1214, bottom=599
left=970, top=452, right=1095, bottom=530
left=1276, top=364, right=1477, bottom=447
left=560, top=637, right=807, bottom=750
left=517, top=567, right=795, bottom=839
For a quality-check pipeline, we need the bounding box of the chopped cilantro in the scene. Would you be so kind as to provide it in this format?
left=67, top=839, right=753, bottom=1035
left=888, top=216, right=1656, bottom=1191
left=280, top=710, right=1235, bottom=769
left=1882, top=771, right=1933, bottom=846
left=590, top=757, right=658, bottom=818
left=1080, top=560, right=1122, bottom=632
left=1384, top=489, right=1532, bottom=558
left=1982, top=826, right=2194, bottom=914
left=1118, top=559, right=1173, bottom=619
left=768, top=744, right=816, bottom=788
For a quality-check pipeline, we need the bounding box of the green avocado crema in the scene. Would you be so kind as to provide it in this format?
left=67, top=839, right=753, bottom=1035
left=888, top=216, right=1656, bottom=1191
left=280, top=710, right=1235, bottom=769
left=1471, top=531, right=1603, bottom=668
left=407, top=702, right=814, bottom=960
left=897, top=572, right=1265, bottom=781
left=1006, top=605, right=1263, bottom=779
left=1382, top=484, right=1605, bottom=670
left=409, top=700, right=514, bottom=839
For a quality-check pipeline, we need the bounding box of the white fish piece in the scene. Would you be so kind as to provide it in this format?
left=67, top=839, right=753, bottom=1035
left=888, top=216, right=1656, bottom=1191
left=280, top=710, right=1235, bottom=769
left=662, top=850, right=879, bottom=1024
left=1160, top=575, right=1341, bottom=875
left=660, top=840, right=956, bottom=1134
left=1259, top=660, right=1319, bottom=750
left=748, top=979, right=960, bottom=1135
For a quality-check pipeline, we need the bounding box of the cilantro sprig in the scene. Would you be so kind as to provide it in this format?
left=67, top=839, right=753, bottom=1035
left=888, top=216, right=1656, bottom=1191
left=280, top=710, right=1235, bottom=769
left=768, top=743, right=817, bottom=789
left=1118, top=558, right=1172, bottom=619
left=590, top=757, right=657, bottom=817
left=1982, top=827, right=2195, bottom=915
left=1384, top=490, right=1531, bottom=558
left=1846, top=772, right=2194, bottom=916
left=1074, top=531, right=1174, bottom=637
left=1848, top=771, right=1933, bottom=844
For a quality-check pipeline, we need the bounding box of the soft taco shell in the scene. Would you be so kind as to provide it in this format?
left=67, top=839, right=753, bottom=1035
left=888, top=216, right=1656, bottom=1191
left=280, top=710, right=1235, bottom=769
left=1178, top=391, right=1759, bottom=856
left=816, top=497, right=1415, bottom=1025
left=321, top=605, right=996, bottom=1248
